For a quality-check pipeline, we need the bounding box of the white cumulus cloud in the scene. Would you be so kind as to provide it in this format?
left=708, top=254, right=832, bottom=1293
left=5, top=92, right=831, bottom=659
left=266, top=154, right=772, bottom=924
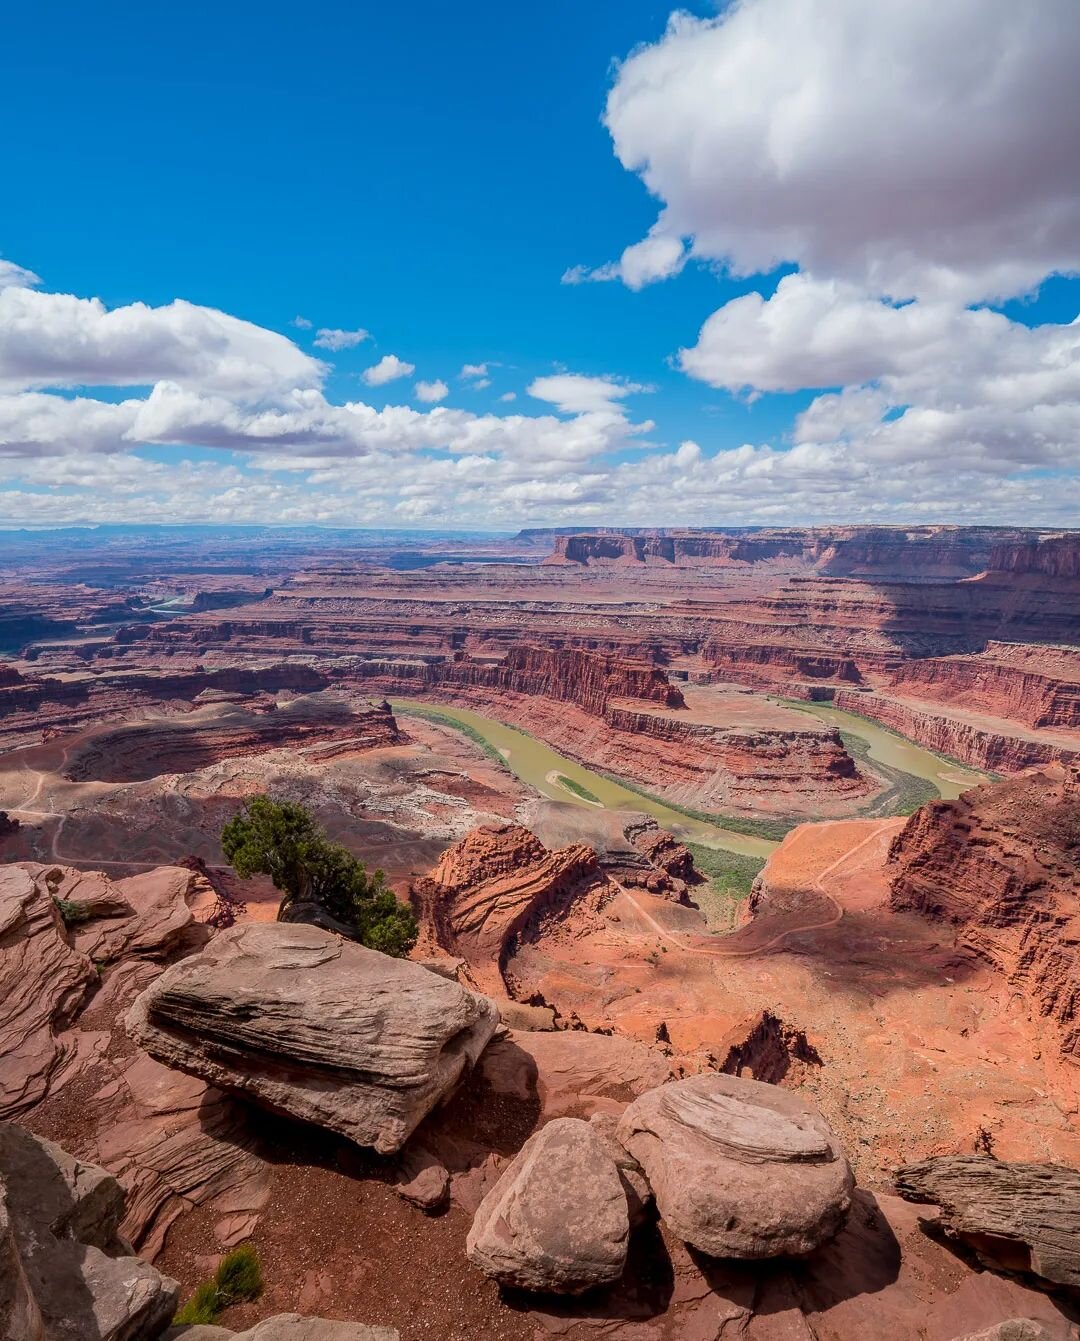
left=0, top=284, right=323, bottom=400
left=313, top=326, right=370, bottom=351
left=597, top=0, right=1080, bottom=301
left=362, top=354, right=415, bottom=386
left=414, top=379, right=449, bottom=403
left=528, top=373, right=649, bottom=415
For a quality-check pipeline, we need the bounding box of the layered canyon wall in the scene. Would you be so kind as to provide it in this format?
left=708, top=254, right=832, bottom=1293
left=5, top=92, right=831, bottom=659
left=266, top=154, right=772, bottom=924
left=888, top=765, right=1080, bottom=1062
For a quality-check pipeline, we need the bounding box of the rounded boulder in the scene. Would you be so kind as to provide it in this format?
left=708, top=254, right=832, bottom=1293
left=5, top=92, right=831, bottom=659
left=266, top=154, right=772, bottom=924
left=616, top=1072, right=853, bottom=1259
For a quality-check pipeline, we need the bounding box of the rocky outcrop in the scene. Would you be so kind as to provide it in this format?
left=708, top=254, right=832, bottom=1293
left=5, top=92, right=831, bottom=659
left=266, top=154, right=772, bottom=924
left=895, top=1156, right=1080, bottom=1289
left=616, top=1073, right=854, bottom=1259
left=466, top=1117, right=629, bottom=1293
left=888, top=766, right=1080, bottom=1061
left=0, top=1121, right=179, bottom=1340
left=624, top=822, right=695, bottom=896
left=126, top=922, right=500, bottom=1154
left=409, top=824, right=605, bottom=995
left=0, top=860, right=211, bottom=1119
left=24, top=863, right=204, bottom=964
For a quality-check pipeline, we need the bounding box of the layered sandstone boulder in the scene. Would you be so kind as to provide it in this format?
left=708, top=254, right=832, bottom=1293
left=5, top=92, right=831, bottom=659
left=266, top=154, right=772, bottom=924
left=888, top=765, right=1080, bottom=1060
left=616, top=1073, right=853, bottom=1259
left=466, top=1117, right=629, bottom=1293
left=126, top=922, right=499, bottom=1154
left=895, top=1156, right=1080, bottom=1289
left=410, top=823, right=604, bottom=994
left=0, top=1121, right=179, bottom=1340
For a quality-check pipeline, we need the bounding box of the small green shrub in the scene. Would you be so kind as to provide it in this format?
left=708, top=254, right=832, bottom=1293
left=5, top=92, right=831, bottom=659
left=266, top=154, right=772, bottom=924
left=172, top=1243, right=263, bottom=1326
left=53, top=898, right=91, bottom=927
left=215, top=1243, right=263, bottom=1306
left=173, top=1281, right=220, bottom=1326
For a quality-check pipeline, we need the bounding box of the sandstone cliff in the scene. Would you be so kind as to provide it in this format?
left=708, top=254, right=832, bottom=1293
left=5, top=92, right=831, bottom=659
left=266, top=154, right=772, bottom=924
left=351, top=644, right=685, bottom=716
left=888, top=765, right=1080, bottom=1062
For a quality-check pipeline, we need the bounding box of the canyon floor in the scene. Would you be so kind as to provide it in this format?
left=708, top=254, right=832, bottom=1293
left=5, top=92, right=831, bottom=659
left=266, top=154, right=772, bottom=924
left=1, top=523, right=1077, bottom=1340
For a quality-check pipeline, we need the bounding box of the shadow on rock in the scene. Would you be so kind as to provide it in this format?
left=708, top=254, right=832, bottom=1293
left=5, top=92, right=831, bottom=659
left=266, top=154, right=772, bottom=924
left=691, top=1189, right=902, bottom=1319
left=503, top=1214, right=675, bottom=1327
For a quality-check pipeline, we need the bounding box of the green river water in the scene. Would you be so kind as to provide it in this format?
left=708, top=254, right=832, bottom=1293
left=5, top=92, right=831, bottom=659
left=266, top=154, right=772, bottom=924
left=392, top=696, right=988, bottom=858
left=775, top=699, right=986, bottom=799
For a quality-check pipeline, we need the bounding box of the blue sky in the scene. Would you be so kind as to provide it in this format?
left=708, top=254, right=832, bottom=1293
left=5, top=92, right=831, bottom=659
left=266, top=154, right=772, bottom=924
left=1, top=0, right=1078, bottom=529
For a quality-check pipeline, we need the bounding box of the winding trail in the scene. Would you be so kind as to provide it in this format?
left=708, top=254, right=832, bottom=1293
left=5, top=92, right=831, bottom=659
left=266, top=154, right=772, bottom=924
left=614, top=821, right=892, bottom=960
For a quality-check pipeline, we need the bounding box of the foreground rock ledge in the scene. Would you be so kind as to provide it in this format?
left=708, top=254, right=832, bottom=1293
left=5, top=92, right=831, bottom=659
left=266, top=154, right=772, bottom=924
left=126, top=922, right=499, bottom=1154
left=895, top=1156, right=1080, bottom=1289
left=467, top=1117, right=630, bottom=1293
left=167, top=1316, right=399, bottom=1340
left=0, top=1120, right=179, bottom=1341
left=616, top=1073, right=854, bottom=1259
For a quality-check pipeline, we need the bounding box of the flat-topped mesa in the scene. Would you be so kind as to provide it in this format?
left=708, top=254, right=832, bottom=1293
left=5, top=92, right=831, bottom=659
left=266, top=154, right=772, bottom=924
left=544, top=525, right=1040, bottom=576
left=988, top=532, right=1080, bottom=580
left=0, top=661, right=337, bottom=752
left=888, top=764, right=1080, bottom=1062
left=60, top=693, right=400, bottom=783
left=409, top=822, right=606, bottom=995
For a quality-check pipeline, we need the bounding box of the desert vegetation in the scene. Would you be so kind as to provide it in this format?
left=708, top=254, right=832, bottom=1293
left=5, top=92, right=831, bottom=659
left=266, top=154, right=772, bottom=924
left=221, top=795, right=418, bottom=956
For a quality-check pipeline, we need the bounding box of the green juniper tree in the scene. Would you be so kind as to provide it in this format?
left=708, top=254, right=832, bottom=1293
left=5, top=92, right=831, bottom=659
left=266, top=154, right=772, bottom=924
left=220, top=795, right=417, bottom=957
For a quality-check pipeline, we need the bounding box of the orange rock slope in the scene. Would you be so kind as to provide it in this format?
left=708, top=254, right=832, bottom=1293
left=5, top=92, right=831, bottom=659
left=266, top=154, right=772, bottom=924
left=889, top=763, right=1080, bottom=1062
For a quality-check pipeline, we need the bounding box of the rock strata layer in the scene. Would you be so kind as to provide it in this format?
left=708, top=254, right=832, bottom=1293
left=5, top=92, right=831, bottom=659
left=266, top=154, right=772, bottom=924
left=170, top=1319, right=397, bottom=1341
left=167, top=1318, right=400, bottom=1340
left=616, top=1073, right=854, bottom=1259
left=466, top=1117, right=629, bottom=1293
left=126, top=922, right=499, bottom=1154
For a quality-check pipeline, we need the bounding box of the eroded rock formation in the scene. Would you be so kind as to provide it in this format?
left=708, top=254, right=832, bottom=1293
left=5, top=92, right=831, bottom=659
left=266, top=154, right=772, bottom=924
left=466, top=1116, right=629, bottom=1293
left=409, top=823, right=607, bottom=995
left=888, top=765, right=1080, bottom=1060
left=616, top=1073, right=854, bottom=1259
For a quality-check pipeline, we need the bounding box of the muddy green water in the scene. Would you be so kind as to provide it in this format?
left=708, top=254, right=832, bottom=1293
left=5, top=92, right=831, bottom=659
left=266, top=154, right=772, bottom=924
left=393, top=694, right=988, bottom=858
left=776, top=699, right=987, bottom=798
left=391, top=698, right=777, bottom=857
